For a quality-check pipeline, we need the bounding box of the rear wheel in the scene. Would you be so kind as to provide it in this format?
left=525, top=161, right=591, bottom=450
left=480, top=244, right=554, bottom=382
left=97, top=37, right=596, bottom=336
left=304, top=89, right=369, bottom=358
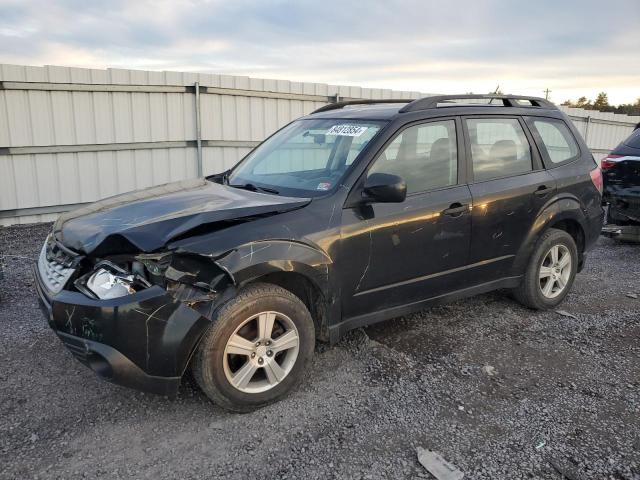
left=512, top=228, right=578, bottom=310
left=192, top=283, right=315, bottom=412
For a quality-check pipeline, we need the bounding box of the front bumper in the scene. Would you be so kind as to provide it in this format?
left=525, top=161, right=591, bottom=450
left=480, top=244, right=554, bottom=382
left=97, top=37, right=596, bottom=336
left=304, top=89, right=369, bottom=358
left=34, top=265, right=211, bottom=396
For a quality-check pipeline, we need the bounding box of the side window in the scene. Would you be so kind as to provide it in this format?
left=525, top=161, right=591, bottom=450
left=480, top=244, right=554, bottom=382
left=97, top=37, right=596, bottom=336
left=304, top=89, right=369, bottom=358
left=466, top=118, right=532, bottom=182
left=369, top=120, right=458, bottom=194
left=530, top=118, right=579, bottom=164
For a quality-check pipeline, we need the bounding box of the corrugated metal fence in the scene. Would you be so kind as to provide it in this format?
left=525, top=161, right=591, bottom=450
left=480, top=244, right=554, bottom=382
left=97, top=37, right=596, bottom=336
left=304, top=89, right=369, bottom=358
left=0, top=64, right=638, bottom=226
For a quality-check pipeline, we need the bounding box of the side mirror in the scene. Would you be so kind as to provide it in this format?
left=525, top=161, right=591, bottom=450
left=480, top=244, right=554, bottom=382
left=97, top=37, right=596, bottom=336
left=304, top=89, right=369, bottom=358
left=363, top=173, right=407, bottom=203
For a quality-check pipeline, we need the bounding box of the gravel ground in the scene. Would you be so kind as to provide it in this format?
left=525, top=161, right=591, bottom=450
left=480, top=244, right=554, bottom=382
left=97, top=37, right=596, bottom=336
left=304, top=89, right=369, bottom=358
left=0, top=223, right=638, bottom=480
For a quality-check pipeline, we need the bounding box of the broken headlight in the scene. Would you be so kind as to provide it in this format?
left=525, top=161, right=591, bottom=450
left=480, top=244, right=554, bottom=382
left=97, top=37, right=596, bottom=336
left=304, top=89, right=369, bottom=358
left=135, top=251, right=172, bottom=277
left=75, top=261, right=151, bottom=300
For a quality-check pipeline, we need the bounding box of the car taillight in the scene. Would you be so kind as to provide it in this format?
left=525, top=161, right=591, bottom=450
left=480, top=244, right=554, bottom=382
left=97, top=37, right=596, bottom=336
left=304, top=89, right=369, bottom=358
left=590, top=167, right=603, bottom=195
left=601, top=154, right=622, bottom=170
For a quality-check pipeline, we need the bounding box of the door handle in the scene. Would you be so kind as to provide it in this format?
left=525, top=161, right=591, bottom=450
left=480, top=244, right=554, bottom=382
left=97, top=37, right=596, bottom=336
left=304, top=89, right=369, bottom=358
left=534, top=185, right=553, bottom=197
left=442, top=203, right=469, bottom=217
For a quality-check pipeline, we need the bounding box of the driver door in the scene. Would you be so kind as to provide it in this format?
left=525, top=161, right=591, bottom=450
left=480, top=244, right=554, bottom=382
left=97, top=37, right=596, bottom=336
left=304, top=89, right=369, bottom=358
left=339, top=118, right=473, bottom=319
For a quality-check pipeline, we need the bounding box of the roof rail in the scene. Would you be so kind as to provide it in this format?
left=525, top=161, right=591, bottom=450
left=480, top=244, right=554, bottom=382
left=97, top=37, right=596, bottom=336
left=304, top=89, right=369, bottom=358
left=399, top=94, right=556, bottom=113
left=311, top=99, right=412, bottom=114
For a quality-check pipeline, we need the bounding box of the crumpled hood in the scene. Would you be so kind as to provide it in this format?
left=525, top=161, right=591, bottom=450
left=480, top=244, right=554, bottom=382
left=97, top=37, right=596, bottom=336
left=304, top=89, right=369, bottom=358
left=54, top=179, right=310, bottom=255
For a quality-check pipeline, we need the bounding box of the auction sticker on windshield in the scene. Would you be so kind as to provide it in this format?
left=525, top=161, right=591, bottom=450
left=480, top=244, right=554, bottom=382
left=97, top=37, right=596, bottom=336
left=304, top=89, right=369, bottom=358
left=326, top=125, right=369, bottom=137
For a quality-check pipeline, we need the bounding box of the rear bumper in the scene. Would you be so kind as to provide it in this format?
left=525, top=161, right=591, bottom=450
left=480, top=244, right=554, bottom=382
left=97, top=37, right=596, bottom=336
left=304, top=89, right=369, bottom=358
left=601, top=224, right=640, bottom=242
left=603, top=186, right=640, bottom=224
left=33, top=265, right=211, bottom=397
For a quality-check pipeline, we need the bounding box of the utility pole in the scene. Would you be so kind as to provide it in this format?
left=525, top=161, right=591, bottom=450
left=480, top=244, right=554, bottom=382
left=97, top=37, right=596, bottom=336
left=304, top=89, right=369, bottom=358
left=543, top=88, right=552, bottom=100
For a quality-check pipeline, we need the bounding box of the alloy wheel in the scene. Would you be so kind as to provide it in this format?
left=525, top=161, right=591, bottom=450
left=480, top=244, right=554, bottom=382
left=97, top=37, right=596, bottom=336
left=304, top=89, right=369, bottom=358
left=538, top=244, right=572, bottom=299
left=223, top=311, right=300, bottom=394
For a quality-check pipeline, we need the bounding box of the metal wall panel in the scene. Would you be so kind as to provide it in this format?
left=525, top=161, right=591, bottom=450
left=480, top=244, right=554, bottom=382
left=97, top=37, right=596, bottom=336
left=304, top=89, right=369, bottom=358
left=0, top=63, right=638, bottom=225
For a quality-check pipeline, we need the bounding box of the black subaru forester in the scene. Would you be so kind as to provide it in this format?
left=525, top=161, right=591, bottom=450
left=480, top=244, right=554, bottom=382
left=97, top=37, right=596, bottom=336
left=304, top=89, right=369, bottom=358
left=35, top=94, right=604, bottom=411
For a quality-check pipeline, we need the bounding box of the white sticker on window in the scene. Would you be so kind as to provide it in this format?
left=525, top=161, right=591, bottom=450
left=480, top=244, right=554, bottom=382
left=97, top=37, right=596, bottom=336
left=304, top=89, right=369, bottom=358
left=326, top=125, right=369, bottom=137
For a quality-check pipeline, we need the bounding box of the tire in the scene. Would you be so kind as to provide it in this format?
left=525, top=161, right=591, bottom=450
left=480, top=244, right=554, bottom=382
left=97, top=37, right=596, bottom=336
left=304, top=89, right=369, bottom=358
left=192, top=283, right=315, bottom=412
left=512, top=228, right=578, bottom=310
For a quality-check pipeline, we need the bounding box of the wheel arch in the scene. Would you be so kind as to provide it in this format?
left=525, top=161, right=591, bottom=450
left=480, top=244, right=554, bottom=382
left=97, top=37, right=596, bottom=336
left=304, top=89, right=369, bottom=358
left=548, top=218, right=585, bottom=263
left=213, top=240, right=334, bottom=342
left=245, top=271, right=330, bottom=342
left=513, top=197, right=588, bottom=275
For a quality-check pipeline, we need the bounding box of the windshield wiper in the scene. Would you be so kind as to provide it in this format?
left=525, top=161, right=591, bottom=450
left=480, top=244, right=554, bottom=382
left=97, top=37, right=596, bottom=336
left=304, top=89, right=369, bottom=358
left=228, top=183, right=280, bottom=195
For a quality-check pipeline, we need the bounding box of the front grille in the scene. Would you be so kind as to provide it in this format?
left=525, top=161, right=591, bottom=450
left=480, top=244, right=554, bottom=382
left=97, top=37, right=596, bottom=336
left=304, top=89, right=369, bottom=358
left=37, top=236, right=77, bottom=294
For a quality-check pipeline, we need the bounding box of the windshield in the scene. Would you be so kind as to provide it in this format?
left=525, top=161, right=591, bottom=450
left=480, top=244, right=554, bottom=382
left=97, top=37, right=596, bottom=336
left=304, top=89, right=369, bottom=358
left=227, top=119, right=385, bottom=196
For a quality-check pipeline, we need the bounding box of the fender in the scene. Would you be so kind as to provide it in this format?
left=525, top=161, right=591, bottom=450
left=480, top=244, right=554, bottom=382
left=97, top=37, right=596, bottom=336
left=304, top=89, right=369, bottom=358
left=512, top=195, right=588, bottom=275
left=212, top=239, right=332, bottom=297
left=124, top=240, right=334, bottom=383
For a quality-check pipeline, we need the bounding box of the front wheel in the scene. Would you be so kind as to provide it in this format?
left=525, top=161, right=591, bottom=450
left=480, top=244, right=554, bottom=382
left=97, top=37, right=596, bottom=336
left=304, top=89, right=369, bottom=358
left=512, top=228, right=578, bottom=310
left=192, top=283, right=315, bottom=412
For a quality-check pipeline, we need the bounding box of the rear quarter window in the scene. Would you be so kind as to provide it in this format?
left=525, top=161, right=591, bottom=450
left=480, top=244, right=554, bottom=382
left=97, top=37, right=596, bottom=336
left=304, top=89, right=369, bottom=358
left=528, top=117, right=579, bottom=165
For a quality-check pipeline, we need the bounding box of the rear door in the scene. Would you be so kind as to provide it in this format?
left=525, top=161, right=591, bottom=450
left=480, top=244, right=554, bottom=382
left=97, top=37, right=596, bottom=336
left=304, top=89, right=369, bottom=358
left=463, top=116, right=556, bottom=281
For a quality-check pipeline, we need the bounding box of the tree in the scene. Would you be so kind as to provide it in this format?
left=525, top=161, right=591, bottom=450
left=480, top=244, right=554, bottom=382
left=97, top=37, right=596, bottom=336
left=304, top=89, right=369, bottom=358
left=575, top=96, right=591, bottom=108
left=558, top=92, right=640, bottom=114
left=561, top=96, right=591, bottom=109
left=593, top=92, right=609, bottom=110
left=611, top=99, right=640, bottom=116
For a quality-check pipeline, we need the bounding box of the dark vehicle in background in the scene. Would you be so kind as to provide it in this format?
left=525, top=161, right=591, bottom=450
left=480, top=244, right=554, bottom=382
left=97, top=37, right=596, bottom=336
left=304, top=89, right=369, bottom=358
left=601, top=125, right=640, bottom=231
left=34, top=94, right=604, bottom=411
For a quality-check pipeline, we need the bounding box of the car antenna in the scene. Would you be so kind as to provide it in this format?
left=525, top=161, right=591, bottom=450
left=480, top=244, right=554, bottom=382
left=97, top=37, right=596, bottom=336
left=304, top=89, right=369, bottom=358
left=488, top=85, right=500, bottom=105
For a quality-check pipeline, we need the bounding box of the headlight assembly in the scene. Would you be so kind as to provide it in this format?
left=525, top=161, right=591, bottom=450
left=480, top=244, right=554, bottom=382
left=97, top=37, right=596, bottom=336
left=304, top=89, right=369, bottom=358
left=135, top=251, right=172, bottom=276
left=75, top=261, right=151, bottom=300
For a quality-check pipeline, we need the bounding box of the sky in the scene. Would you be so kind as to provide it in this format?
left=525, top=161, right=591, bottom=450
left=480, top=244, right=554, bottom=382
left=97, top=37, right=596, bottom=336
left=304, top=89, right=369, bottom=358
left=1, top=0, right=639, bottom=105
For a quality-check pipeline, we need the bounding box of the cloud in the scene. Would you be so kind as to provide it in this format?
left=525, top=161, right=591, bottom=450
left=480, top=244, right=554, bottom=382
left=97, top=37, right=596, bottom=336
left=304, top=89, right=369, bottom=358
left=0, top=0, right=638, bottom=104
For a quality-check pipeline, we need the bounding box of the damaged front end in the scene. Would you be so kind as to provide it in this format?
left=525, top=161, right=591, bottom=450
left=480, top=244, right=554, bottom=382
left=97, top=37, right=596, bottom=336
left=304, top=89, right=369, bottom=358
left=34, top=235, right=235, bottom=396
